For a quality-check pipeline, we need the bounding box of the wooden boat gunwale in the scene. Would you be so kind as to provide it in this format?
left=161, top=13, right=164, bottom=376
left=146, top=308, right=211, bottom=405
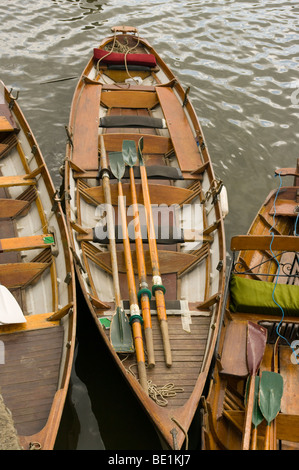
left=0, top=81, right=76, bottom=450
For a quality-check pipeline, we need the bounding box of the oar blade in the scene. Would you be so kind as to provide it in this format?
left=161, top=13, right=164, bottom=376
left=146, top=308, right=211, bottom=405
left=245, top=375, right=264, bottom=428
left=109, top=151, right=125, bottom=181
left=137, top=136, right=144, bottom=165
left=122, top=140, right=137, bottom=167
left=110, top=306, right=134, bottom=354
left=247, top=321, right=267, bottom=375
left=259, top=371, right=283, bottom=424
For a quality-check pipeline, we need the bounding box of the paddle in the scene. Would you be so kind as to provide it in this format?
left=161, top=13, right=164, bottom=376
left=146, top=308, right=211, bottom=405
left=137, top=137, right=172, bottom=367
left=259, top=370, right=283, bottom=450
left=242, top=321, right=267, bottom=450
left=246, top=375, right=264, bottom=450
left=109, top=149, right=148, bottom=393
left=99, top=136, right=134, bottom=355
left=0, top=284, right=27, bottom=325
left=122, top=140, right=155, bottom=368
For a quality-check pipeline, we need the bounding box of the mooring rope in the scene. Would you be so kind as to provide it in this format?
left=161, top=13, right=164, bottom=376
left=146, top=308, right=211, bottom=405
left=123, top=360, right=184, bottom=407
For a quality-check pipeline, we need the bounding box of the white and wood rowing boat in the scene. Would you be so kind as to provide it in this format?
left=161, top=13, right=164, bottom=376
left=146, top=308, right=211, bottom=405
left=63, top=26, right=227, bottom=450
left=0, top=80, right=76, bottom=450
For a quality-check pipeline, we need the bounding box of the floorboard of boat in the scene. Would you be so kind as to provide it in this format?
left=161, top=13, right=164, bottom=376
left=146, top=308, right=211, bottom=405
left=109, top=315, right=211, bottom=408
left=0, top=326, right=64, bottom=436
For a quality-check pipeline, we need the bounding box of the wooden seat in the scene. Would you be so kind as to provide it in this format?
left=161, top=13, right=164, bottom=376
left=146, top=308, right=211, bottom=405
left=0, top=199, right=31, bottom=219
left=156, top=86, right=202, bottom=172
left=72, top=83, right=102, bottom=171
left=79, top=180, right=194, bottom=206
left=231, top=235, right=299, bottom=252
left=0, top=233, right=55, bottom=252
left=0, top=116, right=14, bottom=132
left=0, top=262, right=51, bottom=289
left=101, top=90, right=159, bottom=109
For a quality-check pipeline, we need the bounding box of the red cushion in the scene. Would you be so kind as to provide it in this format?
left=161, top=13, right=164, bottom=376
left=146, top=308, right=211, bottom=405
left=93, top=48, right=157, bottom=67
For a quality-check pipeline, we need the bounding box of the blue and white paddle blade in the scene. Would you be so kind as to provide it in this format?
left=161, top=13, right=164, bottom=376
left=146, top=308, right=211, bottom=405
left=0, top=285, right=27, bottom=325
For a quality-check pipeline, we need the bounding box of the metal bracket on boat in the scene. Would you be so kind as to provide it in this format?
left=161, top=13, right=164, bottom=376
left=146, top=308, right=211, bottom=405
left=48, top=226, right=59, bottom=256
left=8, top=88, right=19, bottom=110
left=182, top=86, right=190, bottom=107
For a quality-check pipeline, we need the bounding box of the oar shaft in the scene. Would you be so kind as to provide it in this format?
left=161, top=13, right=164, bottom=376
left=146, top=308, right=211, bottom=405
left=129, top=167, right=155, bottom=367
left=242, top=375, right=255, bottom=450
left=140, top=165, right=172, bottom=367
left=118, top=181, right=148, bottom=393
left=100, top=140, right=121, bottom=307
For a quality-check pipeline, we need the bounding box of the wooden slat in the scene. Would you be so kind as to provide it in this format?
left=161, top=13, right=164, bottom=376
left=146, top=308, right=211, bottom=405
left=0, top=327, right=63, bottom=436
left=231, top=235, right=299, bottom=252
left=0, top=313, right=60, bottom=335
left=156, top=86, right=201, bottom=172
left=93, top=249, right=198, bottom=275
left=269, top=199, right=299, bottom=217
left=0, top=198, right=30, bottom=218
left=0, top=234, right=55, bottom=252
left=0, top=116, right=14, bottom=132
left=72, top=83, right=102, bottom=170
left=0, top=175, right=36, bottom=187
left=101, top=90, right=159, bottom=109
left=0, top=262, right=50, bottom=288
left=81, top=182, right=194, bottom=206
left=219, top=321, right=248, bottom=377
left=101, top=133, right=172, bottom=154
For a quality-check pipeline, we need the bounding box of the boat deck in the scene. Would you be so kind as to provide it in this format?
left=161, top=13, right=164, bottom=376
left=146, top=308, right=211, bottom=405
left=0, top=327, right=63, bottom=437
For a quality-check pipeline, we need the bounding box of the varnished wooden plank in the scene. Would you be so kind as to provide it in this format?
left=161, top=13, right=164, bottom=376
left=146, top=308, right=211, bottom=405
left=156, top=86, right=202, bottom=172
left=101, top=133, right=172, bottom=154
left=0, top=327, right=63, bottom=435
left=0, top=233, right=55, bottom=252
left=0, top=262, right=50, bottom=288
left=93, top=250, right=198, bottom=275
left=231, top=235, right=299, bottom=252
left=0, top=198, right=30, bottom=218
left=72, top=83, right=102, bottom=170
left=0, top=313, right=59, bottom=335
left=101, top=90, right=159, bottom=109
left=81, top=182, right=194, bottom=206
left=0, top=115, right=14, bottom=132
left=0, top=175, right=36, bottom=187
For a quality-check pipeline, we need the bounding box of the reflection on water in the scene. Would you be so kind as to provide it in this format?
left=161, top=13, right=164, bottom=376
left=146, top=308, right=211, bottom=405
left=1, top=0, right=298, bottom=449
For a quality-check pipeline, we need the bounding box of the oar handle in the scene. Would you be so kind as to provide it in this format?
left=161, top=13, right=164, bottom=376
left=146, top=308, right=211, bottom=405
left=129, top=166, right=155, bottom=368
left=242, top=375, right=255, bottom=450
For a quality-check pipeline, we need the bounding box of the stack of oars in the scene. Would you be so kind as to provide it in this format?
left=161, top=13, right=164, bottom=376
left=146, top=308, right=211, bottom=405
left=242, top=322, right=284, bottom=450
left=99, top=136, right=172, bottom=394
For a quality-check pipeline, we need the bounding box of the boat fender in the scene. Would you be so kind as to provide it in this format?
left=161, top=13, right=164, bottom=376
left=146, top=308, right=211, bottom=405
left=220, top=185, right=229, bottom=218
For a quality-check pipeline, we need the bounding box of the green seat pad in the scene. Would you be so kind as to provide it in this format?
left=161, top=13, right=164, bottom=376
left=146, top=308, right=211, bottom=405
left=229, top=274, right=299, bottom=315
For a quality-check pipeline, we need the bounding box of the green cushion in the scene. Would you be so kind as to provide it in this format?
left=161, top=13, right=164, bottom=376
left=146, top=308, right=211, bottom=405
left=229, top=274, right=299, bottom=315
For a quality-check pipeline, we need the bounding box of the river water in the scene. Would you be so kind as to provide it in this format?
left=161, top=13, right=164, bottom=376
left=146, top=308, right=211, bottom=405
left=1, top=0, right=298, bottom=450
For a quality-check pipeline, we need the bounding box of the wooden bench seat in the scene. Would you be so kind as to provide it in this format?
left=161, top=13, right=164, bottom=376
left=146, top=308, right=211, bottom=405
left=72, top=83, right=102, bottom=171
left=0, top=233, right=55, bottom=252
left=101, top=90, right=159, bottom=109
left=0, top=198, right=31, bottom=219
left=79, top=180, right=194, bottom=206
left=0, top=116, right=14, bottom=132
left=0, top=262, right=51, bottom=288
left=156, top=86, right=202, bottom=172
left=231, top=235, right=299, bottom=252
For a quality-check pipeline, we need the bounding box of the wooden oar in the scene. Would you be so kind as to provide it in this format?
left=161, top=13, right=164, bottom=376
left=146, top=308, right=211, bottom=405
left=137, top=137, right=172, bottom=367
left=109, top=149, right=148, bottom=393
left=247, top=376, right=264, bottom=449
left=122, top=140, right=155, bottom=368
left=242, top=321, right=267, bottom=450
left=99, top=136, right=134, bottom=355
left=259, top=370, right=283, bottom=450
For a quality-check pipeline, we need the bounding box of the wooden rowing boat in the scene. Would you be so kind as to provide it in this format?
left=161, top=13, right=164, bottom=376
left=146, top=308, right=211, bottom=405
left=63, top=26, right=227, bottom=450
left=203, top=159, right=299, bottom=450
left=0, top=80, right=76, bottom=450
